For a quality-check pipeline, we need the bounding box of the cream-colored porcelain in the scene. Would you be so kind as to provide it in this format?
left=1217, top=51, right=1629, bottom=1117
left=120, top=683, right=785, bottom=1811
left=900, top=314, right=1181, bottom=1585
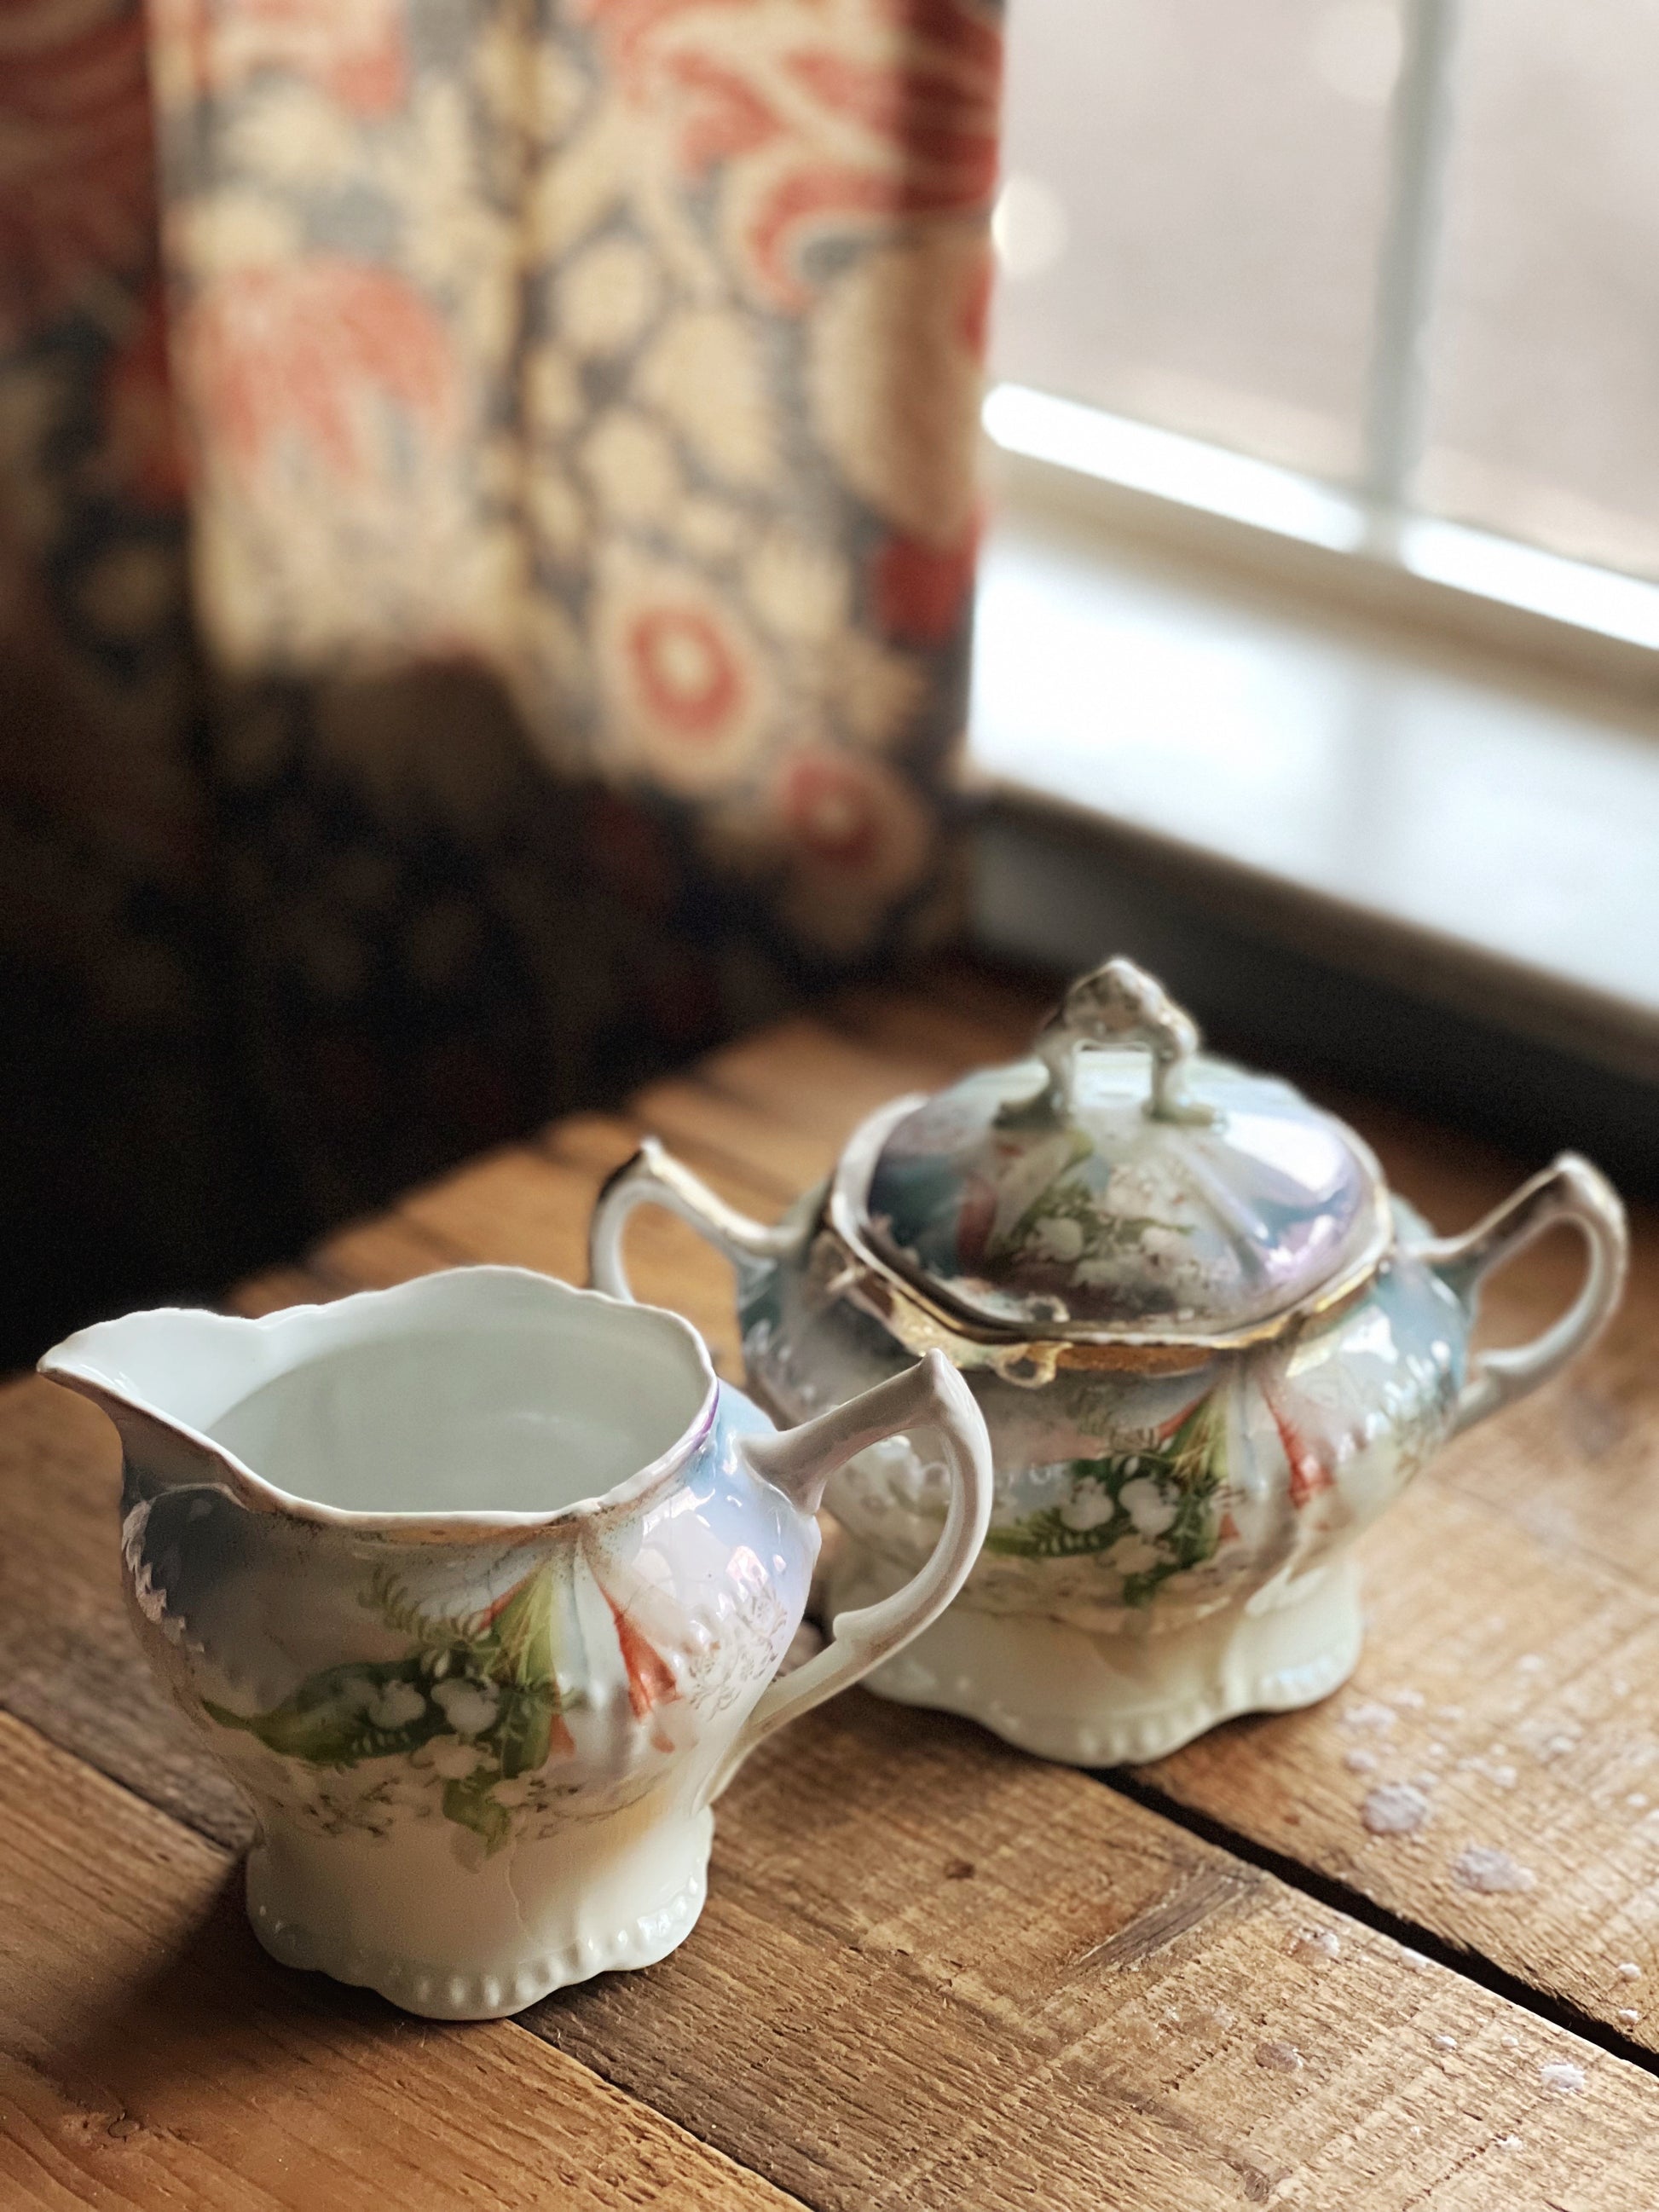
left=589, top=959, right=1628, bottom=1767
left=40, top=1269, right=991, bottom=2017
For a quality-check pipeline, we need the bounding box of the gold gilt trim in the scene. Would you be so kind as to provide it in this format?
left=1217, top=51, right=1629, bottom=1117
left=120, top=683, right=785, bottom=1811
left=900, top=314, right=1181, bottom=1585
left=822, top=1095, right=1396, bottom=1386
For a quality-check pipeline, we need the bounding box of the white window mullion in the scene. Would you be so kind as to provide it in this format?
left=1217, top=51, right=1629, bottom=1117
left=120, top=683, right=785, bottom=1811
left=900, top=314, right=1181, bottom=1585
left=1361, top=0, right=1463, bottom=540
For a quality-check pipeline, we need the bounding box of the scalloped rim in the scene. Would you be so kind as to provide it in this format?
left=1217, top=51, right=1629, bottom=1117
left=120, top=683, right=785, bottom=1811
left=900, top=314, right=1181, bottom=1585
left=843, top=1559, right=1366, bottom=1767
left=244, top=1848, right=710, bottom=2019
left=41, top=1266, right=719, bottom=1539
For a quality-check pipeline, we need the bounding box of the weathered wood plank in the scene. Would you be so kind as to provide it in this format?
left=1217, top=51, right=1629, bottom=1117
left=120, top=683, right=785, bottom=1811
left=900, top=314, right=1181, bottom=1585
left=828, top=973, right=1050, bottom=1081
left=309, top=1211, right=463, bottom=1293
left=9, top=1362, right=1652, bottom=2209
left=0, top=1713, right=795, bottom=2212
left=395, top=1145, right=593, bottom=1284
left=695, top=1017, right=946, bottom=1146
left=223, top=1266, right=332, bottom=1320
left=541, top=1110, right=793, bottom=1232
left=1144, top=1476, right=1659, bottom=2037
left=532, top=1694, right=1659, bottom=2212
left=622, top=1078, right=831, bottom=1204
left=1438, top=1196, right=1659, bottom=1594
left=0, top=1376, right=255, bottom=1851
left=19, top=965, right=1659, bottom=2206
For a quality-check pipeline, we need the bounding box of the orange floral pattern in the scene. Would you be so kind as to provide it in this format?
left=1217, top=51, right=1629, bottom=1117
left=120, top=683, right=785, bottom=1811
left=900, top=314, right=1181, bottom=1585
left=1, top=0, right=1003, bottom=1346
left=182, top=260, right=460, bottom=483
left=581, top=0, right=1000, bottom=307
left=146, top=0, right=1000, bottom=949
left=153, top=0, right=409, bottom=117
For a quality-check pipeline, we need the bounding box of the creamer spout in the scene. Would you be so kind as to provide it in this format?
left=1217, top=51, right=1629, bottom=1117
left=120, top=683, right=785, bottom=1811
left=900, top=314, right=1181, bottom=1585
left=38, top=1304, right=313, bottom=1504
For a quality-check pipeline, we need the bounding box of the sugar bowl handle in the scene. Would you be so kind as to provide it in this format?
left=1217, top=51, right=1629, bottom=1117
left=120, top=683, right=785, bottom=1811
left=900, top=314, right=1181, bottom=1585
left=708, top=1351, right=993, bottom=1798
left=589, top=1138, right=802, bottom=1300
left=1412, top=1152, right=1628, bottom=1437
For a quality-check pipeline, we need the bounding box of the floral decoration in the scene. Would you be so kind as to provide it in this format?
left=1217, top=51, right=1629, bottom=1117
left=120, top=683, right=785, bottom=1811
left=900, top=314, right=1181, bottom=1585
left=205, top=1551, right=683, bottom=1854
left=984, top=1392, right=1230, bottom=1608
left=1, top=0, right=1003, bottom=1316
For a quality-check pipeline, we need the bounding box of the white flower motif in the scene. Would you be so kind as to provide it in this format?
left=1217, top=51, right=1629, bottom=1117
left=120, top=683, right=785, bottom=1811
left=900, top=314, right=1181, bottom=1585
left=581, top=409, right=682, bottom=525
left=367, top=1680, right=426, bottom=1730
left=1103, top=1163, right=1165, bottom=1213
left=1073, top=1256, right=1131, bottom=1286
left=1029, top=1215, right=1085, bottom=1263
left=1119, top=1477, right=1178, bottom=1539
left=1110, top=1535, right=1161, bottom=1575
left=1059, top=1483, right=1116, bottom=1532
left=638, top=308, right=776, bottom=486
left=425, top=1736, right=485, bottom=1780
left=431, top=1678, right=500, bottom=1736
left=1138, top=1227, right=1190, bottom=1272
left=558, top=236, right=660, bottom=357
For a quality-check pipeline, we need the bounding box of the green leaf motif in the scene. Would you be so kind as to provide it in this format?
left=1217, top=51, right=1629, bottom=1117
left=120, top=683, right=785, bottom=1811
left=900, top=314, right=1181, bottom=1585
left=202, top=1556, right=574, bottom=1855
left=986, top=1394, right=1228, bottom=1608
left=986, top=1139, right=1182, bottom=1279
left=494, top=1680, right=558, bottom=1781
left=203, top=1657, right=448, bottom=1769
left=442, top=1770, right=513, bottom=1855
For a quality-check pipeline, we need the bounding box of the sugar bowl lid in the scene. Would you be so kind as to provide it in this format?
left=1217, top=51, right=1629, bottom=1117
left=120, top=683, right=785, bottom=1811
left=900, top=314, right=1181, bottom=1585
left=841, top=959, right=1391, bottom=1346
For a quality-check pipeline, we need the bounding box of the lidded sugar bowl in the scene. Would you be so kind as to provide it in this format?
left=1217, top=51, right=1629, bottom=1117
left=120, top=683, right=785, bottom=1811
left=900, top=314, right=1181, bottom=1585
left=591, top=958, right=1628, bottom=1764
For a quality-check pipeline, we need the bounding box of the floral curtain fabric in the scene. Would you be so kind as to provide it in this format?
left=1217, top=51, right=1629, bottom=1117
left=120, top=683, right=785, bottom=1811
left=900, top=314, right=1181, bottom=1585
left=0, top=0, right=1001, bottom=1340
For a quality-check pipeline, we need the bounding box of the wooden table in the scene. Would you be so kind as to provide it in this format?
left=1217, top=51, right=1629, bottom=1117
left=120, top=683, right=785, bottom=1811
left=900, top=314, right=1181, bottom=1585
left=6, top=964, right=1659, bottom=2208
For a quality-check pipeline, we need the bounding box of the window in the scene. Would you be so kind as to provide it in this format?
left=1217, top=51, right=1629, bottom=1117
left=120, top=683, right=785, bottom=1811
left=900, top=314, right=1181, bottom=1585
left=968, top=1, right=1659, bottom=1094
left=986, top=0, right=1659, bottom=653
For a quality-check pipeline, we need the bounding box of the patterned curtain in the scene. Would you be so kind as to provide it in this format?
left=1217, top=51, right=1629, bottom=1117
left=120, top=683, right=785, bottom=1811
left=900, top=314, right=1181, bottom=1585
left=0, top=0, right=1000, bottom=1345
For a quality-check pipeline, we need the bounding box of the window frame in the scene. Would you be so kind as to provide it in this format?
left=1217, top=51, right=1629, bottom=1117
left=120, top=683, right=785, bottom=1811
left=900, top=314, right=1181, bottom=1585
left=982, top=0, right=1659, bottom=703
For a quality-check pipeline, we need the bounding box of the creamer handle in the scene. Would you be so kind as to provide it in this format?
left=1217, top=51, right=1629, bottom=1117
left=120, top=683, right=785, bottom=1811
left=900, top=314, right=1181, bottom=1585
left=1410, top=1153, right=1627, bottom=1438
left=708, top=1351, right=992, bottom=1798
left=589, top=1139, right=801, bottom=1301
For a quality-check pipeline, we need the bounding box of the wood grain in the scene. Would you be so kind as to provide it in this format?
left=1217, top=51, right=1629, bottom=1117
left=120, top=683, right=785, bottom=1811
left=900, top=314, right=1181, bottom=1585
left=223, top=1265, right=332, bottom=1320
left=1146, top=1477, right=1659, bottom=2036
left=8, top=1352, right=1650, bottom=2208
left=396, top=1145, right=595, bottom=1284
left=0, top=1712, right=795, bottom=2211
left=623, top=1081, right=830, bottom=1206
left=12, top=965, right=1659, bottom=2209
left=309, top=1210, right=464, bottom=1293
left=0, top=1376, right=254, bottom=1850
left=534, top=1694, right=1659, bottom=2212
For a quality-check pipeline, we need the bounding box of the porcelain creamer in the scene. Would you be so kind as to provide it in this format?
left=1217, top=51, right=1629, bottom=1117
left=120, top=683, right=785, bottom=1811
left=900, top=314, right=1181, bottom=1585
left=40, top=1268, right=991, bottom=2017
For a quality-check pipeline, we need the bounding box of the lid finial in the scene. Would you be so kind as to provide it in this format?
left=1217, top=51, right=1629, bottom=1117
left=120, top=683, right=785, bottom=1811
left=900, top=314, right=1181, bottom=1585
left=1037, top=957, right=1216, bottom=1125
left=852, top=951, right=1390, bottom=1343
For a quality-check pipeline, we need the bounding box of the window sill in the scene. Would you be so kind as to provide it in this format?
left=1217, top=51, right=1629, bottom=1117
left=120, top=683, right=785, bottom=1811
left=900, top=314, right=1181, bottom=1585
left=967, top=495, right=1659, bottom=1085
